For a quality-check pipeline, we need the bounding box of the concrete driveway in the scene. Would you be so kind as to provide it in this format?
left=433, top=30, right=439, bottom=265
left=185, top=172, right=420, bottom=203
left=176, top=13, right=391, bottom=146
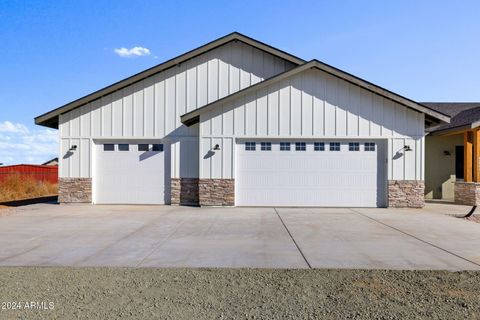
left=0, top=203, right=480, bottom=270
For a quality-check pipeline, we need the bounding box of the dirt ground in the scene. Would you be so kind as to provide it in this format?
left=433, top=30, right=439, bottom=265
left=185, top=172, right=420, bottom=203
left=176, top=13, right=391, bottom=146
left=0, top=268, right=479, bottom=319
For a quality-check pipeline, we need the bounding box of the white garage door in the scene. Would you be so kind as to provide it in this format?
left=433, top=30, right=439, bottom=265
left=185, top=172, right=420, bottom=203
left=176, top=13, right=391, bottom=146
left=94, top=142, right=166, bottom=204
left=236, top=140, right=386, bottom=207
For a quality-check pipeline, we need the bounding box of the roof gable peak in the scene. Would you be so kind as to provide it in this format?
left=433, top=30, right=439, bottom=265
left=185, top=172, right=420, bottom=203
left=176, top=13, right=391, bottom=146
left=35, top=32, right=304, bottom=128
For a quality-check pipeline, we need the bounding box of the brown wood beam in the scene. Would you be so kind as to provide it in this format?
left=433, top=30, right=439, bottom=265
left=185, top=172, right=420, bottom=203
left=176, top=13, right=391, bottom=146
left=465, top=131, right=473, bottom=182
left=475, top=129, right=480, bottom=182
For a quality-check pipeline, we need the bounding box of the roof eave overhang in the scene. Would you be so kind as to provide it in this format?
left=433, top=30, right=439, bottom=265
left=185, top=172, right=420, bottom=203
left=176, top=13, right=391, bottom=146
left=429, top=122, right=480, bottom=136
left=34, top=32, right=305, bottom=129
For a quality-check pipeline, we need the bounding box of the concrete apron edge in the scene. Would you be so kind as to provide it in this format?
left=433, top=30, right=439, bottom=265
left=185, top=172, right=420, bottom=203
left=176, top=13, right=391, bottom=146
left=349, top=208, right=480, bottom=270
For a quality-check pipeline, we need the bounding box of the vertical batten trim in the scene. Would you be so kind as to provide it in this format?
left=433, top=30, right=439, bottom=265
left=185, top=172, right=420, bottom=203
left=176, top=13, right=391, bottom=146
left=206, top=52, right=209, bottom=109
left=403, top=138, right=406, bottom=180
left=209, top=137, right=213, bottom=178
left=300, top=74, right=303, bottom=136
left=266, top=87, right=269, bottom=136
left=227, top=43, right=231, bottom=95
left=243, top=96, right=246, bottom=136
left=345, top=83, right=349, bottom=137
left=390, top=139, right=394, bottom=179
left=120, top=92, right=124, bottom=137
left=163, top=76, right=166, bottom=138
left=152, top=78, right=156, bottom=136
left=356, top=88, right=360, bottom=136
left=131, top=88, right=135, bottom=136
left=322, top=77, right=326, bottom=136
left=289, top=82, right=292, bottom=136
left=221, top=138, right=224, bottom=179
left=232, top=100, right=236, bottom=138
left=277, top=87, right=281, bottom=137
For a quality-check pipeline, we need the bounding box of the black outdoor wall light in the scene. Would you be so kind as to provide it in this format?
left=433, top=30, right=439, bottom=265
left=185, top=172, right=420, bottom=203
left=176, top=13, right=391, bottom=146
left=403, top=145, right=412, bottom=152
left=69, top=145, right=78, bottom=151
left=213, top=144, right=221, bottom=150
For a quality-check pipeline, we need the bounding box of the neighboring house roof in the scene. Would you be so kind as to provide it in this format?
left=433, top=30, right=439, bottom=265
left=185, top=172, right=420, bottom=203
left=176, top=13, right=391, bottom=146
left=35, top=32, right=305, bottom=129
left=41, top=157, right=59, bottom=166
left=181, top=60, right=451, bottom=126
left=422, top=102, right=480, bottom=134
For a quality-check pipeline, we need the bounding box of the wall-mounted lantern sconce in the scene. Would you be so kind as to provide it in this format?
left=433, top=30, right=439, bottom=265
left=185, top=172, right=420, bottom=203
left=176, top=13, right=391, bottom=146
left=69, top=145, right=78, bottom=151
left=443, top=150, right=451, bottom=156
left=213, top=144, right=221, bottom=151
left=403, top=145, right=412, bottom=152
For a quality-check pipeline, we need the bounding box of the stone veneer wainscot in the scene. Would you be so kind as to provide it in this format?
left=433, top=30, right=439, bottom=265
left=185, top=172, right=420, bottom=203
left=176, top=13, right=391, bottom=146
left=454, top=182, right=480, bottom=206
left=388, top=180, right=425, bottom=208
left=58, top=178, right=92, bottom=203
left=198, top=179, right=235, bottom=206
left=171, top=178, right=199, bottom=206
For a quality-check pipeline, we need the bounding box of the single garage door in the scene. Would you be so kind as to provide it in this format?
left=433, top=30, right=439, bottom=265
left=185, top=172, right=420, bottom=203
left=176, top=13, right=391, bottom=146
left=94, top=142, right=165, bottom=204
left=236, top=140, right=386, bottom=207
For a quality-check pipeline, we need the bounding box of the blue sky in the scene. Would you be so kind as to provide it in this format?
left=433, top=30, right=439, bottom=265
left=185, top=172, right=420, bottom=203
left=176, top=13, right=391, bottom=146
left=1, top=0, right=479, bottom=165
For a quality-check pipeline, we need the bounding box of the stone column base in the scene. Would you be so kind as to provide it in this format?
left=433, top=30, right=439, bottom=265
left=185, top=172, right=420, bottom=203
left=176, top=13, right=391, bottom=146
left=199, top=179, right=234, bottom=206
left=58, top=178, right=92, bottom=203
left=388, top=180, right=425, bottom=208
left=171, top=178, right=199, bottom=206
left=454, top=182, right=480, bottom=205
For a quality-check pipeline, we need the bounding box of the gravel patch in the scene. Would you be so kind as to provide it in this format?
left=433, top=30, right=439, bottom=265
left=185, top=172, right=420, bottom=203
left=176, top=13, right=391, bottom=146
left=0, top=267, right=479, bottom=319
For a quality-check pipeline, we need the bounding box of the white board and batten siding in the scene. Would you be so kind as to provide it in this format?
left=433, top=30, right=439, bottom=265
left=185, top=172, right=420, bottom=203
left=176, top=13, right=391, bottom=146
left=58, top=41, right=296, bottom=179
left=199, top=69, right=425, bottom=181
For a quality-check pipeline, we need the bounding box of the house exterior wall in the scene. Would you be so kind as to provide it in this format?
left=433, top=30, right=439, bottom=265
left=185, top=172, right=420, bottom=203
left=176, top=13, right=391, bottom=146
left=425, top=134, right=463, bottom=200
left=58, top=41, right=296, bottom=180
left=198, top=69, right=425, bottom=182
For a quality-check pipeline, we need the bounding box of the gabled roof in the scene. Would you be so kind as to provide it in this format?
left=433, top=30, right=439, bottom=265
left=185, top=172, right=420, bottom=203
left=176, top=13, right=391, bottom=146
left=422, top=102, right=480, bottom=117
left=181, top=60, right=451, bottom=126
left=35, top=32, right=305, bottom=129
left=423, top=102, right=480, bottom=135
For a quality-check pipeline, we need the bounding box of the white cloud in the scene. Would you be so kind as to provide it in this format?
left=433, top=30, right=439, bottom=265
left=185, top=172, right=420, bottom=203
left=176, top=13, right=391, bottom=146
left=114, top=46, right=151, bottom=58
left=0, top=121, right=29, bottom=134
left=0, top=121, right=58, bottom=165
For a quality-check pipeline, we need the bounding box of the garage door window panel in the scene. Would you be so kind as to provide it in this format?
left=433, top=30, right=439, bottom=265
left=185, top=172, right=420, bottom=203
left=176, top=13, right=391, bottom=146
left=245, top=142, right=256, bottom=151
left=365, top=143, right=376, bottom=151
left=118, top=144, right=129, bottom=151
left=138, top=144, right=149, bottom=152
left=314, top=142, right=325, bottom=151
left=261, top=142, right=271, bottom=151
left=280, top=142, right=291, bottom=151
left=152, top=144, right=163, bottom=152
left=103, top=144, right=114, bottom=151
left=330, top=142, right=341, bottom=151
left=295, top=142, right=306, bottom=151
left=349, top=143, right=360, bottom=151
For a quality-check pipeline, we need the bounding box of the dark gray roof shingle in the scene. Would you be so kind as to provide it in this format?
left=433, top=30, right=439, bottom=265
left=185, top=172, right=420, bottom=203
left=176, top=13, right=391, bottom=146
left=422, top=102, right=480, bottom=133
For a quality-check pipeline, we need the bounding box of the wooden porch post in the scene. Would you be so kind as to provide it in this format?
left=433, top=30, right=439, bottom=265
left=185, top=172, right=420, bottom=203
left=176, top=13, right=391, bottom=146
left=464, top=131, right=473, bottom=182
left=474, top=129, right=480, bottom=182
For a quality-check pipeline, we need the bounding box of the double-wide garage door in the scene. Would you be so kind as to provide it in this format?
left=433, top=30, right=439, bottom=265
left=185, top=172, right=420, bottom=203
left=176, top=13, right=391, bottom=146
left=236, top=140, right=386, bottom=207
left=94, top=142, right=165, bottom=204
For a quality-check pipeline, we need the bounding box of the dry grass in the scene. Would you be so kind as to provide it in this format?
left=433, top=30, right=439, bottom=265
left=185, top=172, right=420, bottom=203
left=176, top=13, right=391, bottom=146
left=0, top=174, right=57, bottom=202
